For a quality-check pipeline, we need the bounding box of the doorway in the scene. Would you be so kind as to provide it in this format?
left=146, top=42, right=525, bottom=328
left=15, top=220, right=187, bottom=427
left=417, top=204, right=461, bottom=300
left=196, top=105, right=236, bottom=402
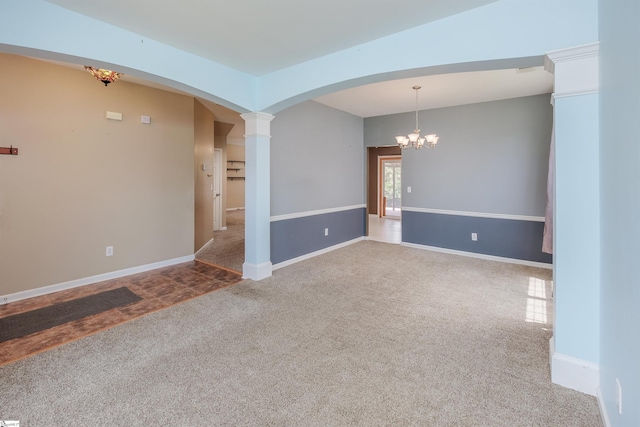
left=195, top=143, right=245, bottom=274
left=379, top=156, right=402, bottom=218
left=366, top=147, right=402, bottom=245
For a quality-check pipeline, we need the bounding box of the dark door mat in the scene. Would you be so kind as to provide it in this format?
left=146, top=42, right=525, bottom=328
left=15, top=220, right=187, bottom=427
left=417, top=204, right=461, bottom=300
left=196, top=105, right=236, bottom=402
left=0, top=287, right=142, bottom=343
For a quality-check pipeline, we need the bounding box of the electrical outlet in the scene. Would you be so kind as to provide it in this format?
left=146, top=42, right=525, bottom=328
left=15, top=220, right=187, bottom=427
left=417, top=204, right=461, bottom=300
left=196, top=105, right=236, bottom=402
left=106, top=246, right=114, bottom=257
left=324, top=228, right=329, bottom=236
left=616, top=378, right=622, bottom=414
left=471, top=233, right=478, bottom=241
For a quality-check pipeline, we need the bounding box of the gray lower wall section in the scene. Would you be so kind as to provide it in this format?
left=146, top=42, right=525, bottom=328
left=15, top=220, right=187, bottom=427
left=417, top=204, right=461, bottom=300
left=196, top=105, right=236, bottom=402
left=402, top=211, right=552, bottom=264
left=271, top=208, right=366, bottom=265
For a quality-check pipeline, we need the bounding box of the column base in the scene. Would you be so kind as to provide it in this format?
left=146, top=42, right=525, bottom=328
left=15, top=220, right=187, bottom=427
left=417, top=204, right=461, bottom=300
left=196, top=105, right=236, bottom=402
left=242, top=261, right=273, bottom=281
left=549, top=337, right=599, bottom=396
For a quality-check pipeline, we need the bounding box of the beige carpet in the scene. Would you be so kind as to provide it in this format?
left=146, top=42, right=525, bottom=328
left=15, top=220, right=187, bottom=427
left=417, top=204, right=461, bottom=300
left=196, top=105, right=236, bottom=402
left=196, top=209, right=244, bottom=273
left=0, top=241, right=601, bottom=426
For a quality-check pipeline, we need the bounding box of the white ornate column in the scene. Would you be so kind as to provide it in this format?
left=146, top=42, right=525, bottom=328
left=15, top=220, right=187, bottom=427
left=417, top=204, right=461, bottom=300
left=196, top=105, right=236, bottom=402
left=241, top=112, right=274, bottom=280
left=545, top=42, right=600, bottom=396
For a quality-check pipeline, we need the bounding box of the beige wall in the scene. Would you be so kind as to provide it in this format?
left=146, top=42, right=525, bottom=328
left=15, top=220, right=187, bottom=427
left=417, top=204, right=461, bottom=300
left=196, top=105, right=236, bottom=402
left=194, top=100, right=214, bottom=251
left=226, top=144, right=245, bottom=209
left=0, top=54, right=195, bottom=296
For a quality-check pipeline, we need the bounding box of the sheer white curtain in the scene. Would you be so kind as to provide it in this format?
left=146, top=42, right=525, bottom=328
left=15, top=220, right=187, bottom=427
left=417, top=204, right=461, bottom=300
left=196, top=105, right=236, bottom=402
left=542, top=123, right=554, bottom=254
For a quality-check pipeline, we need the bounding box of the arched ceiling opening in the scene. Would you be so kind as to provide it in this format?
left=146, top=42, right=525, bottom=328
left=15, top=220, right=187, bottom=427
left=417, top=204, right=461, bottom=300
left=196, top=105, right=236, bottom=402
left=1, top=1, right=596, bottom=116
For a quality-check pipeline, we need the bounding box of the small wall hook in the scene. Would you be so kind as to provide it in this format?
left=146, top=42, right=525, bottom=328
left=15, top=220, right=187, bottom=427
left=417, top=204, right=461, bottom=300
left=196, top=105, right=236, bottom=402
left=0, top=145, right=19, bottom=155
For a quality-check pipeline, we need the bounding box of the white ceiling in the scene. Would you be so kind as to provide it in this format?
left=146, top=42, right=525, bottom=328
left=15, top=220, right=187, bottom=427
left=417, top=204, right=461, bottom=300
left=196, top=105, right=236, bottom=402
left=40, top=0, right=553, bottom=122
left=314, top=67, right=554, bottom=118
left=46, top=0, right=497, bottom=76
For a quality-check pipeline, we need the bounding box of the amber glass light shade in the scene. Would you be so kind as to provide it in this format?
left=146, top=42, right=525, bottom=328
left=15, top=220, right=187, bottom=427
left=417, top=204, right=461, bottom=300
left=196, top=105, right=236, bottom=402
left=84, top=66, right=124, bottom=86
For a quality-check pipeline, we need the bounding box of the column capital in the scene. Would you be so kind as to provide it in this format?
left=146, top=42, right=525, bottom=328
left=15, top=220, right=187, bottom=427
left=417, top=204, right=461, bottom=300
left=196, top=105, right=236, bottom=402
left=241, top=112, right=275, bottom=137
left=545, top=42, right=599, bottom=99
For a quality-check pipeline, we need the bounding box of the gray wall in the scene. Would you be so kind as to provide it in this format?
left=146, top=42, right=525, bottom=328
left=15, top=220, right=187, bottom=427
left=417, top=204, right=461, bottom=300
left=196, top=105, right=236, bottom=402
left=366, top=94, right=552, bottom=216
left=365, top=94, right=553, bottom=263
left=599, top=1, right=640, bottom=425
left=271, top=101, right=364, bottom=216
left=402, top=211, right=551, bottom=264
left=270, top=101, right=365, bottom=264
left=271, top=208, right=365, bottom=264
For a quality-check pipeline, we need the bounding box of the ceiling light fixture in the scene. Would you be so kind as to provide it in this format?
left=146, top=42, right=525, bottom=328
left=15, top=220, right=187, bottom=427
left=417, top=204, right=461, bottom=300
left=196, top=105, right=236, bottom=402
left=395, top=86, right=439, bottom=150
left=84, top=66, right=124, bottom=86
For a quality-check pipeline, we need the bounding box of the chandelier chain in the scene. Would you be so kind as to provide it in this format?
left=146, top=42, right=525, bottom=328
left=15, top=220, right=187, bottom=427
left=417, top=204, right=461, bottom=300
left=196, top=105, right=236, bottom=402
left=394, top=85, right=439, bottom=150
left=414, top=86, right=420, bottom=132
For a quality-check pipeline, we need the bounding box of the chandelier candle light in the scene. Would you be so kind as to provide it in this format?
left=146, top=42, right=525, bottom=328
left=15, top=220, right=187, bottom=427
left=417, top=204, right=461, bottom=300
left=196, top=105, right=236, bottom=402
left=84, top=66, right=124, bottom=86
left=395, top=85, right=439, bottom=150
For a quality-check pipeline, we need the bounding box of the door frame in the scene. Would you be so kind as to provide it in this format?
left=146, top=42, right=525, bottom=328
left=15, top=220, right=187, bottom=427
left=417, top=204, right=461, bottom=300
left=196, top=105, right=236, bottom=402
left=378, top=155, right=402, bottom=218
left=213, top=148, right=223, bottom=231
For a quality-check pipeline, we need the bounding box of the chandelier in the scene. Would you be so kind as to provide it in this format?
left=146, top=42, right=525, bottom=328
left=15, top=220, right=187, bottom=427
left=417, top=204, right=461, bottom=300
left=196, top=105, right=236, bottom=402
left=84, top=66, right=124, bottom=86
left=395, top=85, right=439, bottom=150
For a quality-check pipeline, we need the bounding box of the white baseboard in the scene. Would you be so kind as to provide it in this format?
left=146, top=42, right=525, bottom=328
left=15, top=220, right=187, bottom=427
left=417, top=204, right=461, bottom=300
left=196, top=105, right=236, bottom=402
left=272, top=237, right=365, bottom=271
left=0, top=255, right=195, bottom=305
left=401, top=242, right=552, bottom=270
left=242, top=261, right=272, bottom=281
left=596, top=386, right=612, bottom=427
left=549, top=337, right=599, bottom=396
left=195, top=238, right=215, bottom=256
left=221, top=227, right=228, bottom=231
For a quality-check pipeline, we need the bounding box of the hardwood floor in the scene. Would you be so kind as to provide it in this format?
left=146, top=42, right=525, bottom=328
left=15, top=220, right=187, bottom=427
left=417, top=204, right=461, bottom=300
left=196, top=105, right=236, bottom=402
left=368, top=214, right=402, bottom=244
left=0, top=260, right=242, bottom=366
